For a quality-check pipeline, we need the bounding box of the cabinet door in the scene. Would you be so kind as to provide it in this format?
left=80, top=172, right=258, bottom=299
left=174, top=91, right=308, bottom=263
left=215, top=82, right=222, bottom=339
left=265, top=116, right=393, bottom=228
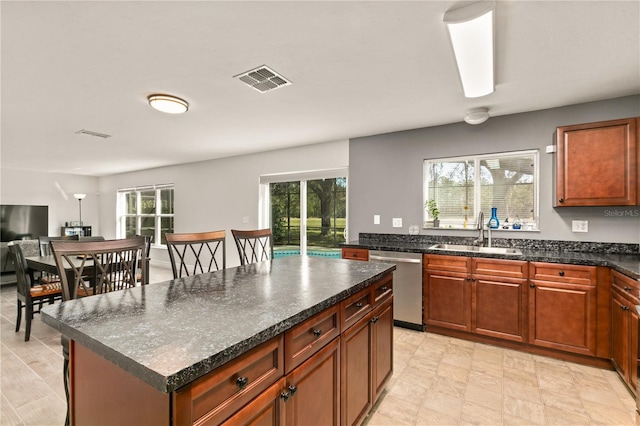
left=631, top=307, right=638, bottom=392
left=472, top=277, right=526, bottom=342
left=425, top=270, right=470, bottom=331
left=221, top=378, right=286, bottom=426
left=611, top=290, right=630, bottom=381
left=341, top=313, right=372, bottom=426
left=371, top=299, right=393, bottom=403
left=285, top=338, right=340, bottom=426
left=529, top=280, right=597, bottom=356
left=556, top=117, right=638, bottom=206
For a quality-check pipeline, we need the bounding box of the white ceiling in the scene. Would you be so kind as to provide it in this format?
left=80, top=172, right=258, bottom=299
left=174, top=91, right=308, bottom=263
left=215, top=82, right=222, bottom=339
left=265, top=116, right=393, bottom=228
left=2, top=1, right=639, bottom=177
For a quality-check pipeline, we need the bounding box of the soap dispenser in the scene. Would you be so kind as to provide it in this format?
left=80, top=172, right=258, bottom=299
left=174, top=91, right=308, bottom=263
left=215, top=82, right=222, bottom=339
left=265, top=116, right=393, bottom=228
left=488, top=207, right=500, bottom=229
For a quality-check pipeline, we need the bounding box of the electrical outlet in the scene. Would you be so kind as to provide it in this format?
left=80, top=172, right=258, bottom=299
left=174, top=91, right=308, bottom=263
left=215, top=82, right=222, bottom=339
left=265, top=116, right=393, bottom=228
left=242, top=216, right=249, bottom=224
left=374, top=215, right=380, bottom=225
left=392, top=218, right=402, bottom=228
left=572, top=220, right=588, bottom=232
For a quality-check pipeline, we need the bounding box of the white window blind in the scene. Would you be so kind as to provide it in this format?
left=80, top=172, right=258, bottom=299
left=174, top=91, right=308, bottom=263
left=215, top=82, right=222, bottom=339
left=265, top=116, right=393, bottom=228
left=423, top=150, right=539, bottom=230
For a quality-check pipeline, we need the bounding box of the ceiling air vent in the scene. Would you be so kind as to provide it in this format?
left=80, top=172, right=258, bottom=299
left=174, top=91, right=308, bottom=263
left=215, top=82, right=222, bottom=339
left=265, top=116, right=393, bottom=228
left=75, top=129, right=112, bottom=139
left=234, top=65, right=291, bottom=93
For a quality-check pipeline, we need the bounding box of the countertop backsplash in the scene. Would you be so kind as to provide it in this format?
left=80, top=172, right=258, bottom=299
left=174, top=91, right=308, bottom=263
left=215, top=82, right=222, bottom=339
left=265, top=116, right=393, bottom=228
left=357, top=233, right=639, bottom=255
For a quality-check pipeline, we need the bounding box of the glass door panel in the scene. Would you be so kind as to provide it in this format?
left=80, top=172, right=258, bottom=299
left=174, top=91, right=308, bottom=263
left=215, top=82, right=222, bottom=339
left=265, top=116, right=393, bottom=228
left=270, top=182, right=301, bottom=258
left=306, top=178, right=346, bottom=259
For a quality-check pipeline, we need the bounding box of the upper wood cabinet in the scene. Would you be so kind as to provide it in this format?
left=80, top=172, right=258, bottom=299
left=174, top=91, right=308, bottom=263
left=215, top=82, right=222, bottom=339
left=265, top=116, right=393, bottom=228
left=555, top=117, right=639, bottom=206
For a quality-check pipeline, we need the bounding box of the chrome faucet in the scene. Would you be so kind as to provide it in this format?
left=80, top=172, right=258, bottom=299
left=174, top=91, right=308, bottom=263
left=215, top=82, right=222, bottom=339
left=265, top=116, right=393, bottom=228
left=474, top=211, right=485, bottom=246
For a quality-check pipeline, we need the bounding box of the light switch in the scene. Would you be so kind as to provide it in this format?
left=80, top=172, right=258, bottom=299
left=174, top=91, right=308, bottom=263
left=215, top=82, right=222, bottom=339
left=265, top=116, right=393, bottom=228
left=374, top=215, right=380, bottom=225
left=572, top=220, right=588, bottom=232
left=392, top=218, right=402, bottom=228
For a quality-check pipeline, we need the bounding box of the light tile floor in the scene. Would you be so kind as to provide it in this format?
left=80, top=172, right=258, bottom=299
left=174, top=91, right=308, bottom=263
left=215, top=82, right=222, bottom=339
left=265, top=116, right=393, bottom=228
left=1, top=266, right=637, bottom=425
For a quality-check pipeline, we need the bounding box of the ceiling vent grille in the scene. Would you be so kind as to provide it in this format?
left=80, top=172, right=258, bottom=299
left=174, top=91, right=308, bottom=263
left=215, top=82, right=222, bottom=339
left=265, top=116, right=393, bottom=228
left=234, top=65, right=291, bottom=93
left=75, top=129, right=112, bottom=139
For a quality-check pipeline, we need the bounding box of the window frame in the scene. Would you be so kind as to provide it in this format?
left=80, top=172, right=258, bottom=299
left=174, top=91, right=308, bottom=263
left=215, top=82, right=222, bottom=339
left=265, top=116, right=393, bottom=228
left=117, top=183, right=174, bottom=245
left=423, top=150, right=539, bottom=231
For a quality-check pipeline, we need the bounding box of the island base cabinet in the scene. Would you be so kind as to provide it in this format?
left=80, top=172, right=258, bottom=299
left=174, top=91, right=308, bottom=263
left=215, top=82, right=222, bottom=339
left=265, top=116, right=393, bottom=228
left=284, top=338, right=340, bottom=426
left=221, top=379, right=286, bottom=426
left=341, top=298, right=393, bottom=426
left=70, top=340, right=170, bottom=426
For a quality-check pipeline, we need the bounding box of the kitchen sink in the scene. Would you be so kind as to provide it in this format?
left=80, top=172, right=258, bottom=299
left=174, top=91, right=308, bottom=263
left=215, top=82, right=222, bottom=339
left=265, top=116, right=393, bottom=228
left=428, top=244, right=522, bottom=256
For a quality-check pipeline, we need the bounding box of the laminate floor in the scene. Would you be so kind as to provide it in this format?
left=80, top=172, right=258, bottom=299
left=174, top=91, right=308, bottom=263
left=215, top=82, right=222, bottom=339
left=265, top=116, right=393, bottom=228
left=0, top=266, right=637, bottom=425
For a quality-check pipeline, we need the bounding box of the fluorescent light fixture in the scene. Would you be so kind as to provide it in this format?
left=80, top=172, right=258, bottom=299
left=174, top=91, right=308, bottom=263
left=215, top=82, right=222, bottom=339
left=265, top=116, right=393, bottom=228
left=444, top=1, right=495, bottom=98
left=464, top=107, right=490, bottom=125
left=148, top=94, right=189, bottom=114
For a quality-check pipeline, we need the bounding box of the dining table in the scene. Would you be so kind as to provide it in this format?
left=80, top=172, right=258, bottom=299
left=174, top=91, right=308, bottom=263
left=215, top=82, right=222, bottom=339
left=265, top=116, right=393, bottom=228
left=25, top=254, right=95, bottom=300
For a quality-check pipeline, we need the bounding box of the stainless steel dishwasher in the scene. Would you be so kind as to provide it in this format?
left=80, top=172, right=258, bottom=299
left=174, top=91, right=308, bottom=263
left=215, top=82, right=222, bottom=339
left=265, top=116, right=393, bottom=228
left=369, top=250, right=423, bottom=331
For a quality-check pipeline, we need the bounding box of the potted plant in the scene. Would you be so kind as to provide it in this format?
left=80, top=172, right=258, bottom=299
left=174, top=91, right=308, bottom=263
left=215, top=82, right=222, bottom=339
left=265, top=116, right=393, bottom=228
left=426, top=199, right=440, bottom=227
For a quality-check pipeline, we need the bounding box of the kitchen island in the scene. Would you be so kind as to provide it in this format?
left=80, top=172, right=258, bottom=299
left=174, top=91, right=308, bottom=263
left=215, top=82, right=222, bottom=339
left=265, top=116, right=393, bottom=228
left=41, top=256, right=396, bottom=425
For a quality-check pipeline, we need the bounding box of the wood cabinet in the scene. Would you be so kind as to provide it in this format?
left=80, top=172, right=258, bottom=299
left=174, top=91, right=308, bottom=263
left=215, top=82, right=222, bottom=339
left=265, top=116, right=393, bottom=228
left=528, top=262, right=598, bottom=356
left=555, top=117, right=639, bottom=206
left=424, top=255, right=471, bottom=331
left=424, top=255, right=527, bottom=341
left=611, top=270, right=639, bottom=395
left=472, top=258, right=528, bottom=343
left=340, top=277, right=393, bottom=426
left=341, top=248, right=369, bottom=261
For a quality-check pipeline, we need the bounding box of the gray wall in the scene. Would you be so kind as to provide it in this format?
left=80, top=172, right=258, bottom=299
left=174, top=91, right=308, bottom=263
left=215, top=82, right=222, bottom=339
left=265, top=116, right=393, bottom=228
left=348, top=95, right=640, bottom=244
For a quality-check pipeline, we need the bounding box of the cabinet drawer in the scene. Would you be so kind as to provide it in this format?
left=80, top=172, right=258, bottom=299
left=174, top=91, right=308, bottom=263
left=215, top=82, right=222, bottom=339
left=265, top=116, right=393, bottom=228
left=612, top=270, right=640, bottom=302
left=173, top=335, right=284, bottom=426
left=472, top=257, right=527, bottom=279
left=341, top=287, right=373, bottom=331
left=373, top=274, right=393, bottom=307
left=284, top=304, right=340, bottom=374
left=424, top=254, right=470, bottom=274
left=529, top=262, right=596, bottom=285
left=342, top=248, right=369, bottom=261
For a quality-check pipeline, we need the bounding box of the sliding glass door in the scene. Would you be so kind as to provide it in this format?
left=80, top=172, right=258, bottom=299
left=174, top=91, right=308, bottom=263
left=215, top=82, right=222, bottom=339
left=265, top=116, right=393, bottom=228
left=264, top=171, right=347, bottom=259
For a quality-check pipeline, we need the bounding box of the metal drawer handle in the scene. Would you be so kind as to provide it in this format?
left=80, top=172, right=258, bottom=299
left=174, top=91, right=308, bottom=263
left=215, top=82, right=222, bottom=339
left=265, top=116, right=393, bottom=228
left=312, top=329, right=322, bottom=338
left=558, top=271, right=565, bottom=276
left=355, top=302, right=364, bottom=308
left=236, top=376, right=249, bottom=390
left=380, top=286, right=389, bottom=291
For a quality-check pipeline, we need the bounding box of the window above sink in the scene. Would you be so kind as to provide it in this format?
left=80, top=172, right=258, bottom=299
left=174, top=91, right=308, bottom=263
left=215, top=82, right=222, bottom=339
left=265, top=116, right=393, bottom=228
left=423, top=150, right=540, bottom=231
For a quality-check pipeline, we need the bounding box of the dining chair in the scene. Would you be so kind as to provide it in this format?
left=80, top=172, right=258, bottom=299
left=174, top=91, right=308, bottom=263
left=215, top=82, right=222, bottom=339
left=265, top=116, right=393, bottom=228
left=50, top=236, right=147, bottom=426
left=231, top=229, right=274, bottom=265
left=38, top=235, right=80, bottom=256
left=165, top=230, right=226, bottom=278
left=50, top=236, right=147, bottom=301
left=8, top=242, right=62, bottom=341
left=136, top=234, right=153, bottom=284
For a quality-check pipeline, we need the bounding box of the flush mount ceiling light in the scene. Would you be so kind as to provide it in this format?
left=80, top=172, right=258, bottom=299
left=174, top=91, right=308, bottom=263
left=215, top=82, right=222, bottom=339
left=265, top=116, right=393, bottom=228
left=148, top=94, right=189, bottom=114
left=444, top=1, right=495, bottom=98
left=464, top=107, right=490, bottom=125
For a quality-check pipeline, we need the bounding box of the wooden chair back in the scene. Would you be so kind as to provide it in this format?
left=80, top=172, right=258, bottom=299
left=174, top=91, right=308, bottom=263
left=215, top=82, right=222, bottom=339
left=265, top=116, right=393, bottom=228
left=50, top=236, right=146, bottom=301
left=165, top=230, right=226, bottom=279
left=231, top=229, right=274, bottom=266
left=39, top=235, right=79, bottom=256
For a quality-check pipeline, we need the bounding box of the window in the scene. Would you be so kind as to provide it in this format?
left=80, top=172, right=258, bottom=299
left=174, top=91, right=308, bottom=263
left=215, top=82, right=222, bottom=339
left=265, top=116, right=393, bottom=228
left=260, top=169, right=348, bottom=258
left=117, top=184, right=174, bottom=245
left=423, top=150, right=539, bottom=230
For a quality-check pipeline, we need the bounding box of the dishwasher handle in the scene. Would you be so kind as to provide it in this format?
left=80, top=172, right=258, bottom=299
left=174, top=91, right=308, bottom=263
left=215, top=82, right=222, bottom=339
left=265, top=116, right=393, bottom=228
left=369, top=255, right=422, bottom=264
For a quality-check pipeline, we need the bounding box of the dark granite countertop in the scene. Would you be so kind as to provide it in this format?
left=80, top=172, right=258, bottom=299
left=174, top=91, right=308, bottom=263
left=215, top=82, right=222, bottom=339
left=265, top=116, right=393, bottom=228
left=41, top=256, right=395, bottom=393
left=343, top=240, right=640, bottom=280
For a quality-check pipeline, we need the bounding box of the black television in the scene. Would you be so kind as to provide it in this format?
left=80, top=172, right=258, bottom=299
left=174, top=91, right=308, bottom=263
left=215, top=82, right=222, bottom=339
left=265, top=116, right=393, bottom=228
left=0, top=205, right=49, bottom=242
